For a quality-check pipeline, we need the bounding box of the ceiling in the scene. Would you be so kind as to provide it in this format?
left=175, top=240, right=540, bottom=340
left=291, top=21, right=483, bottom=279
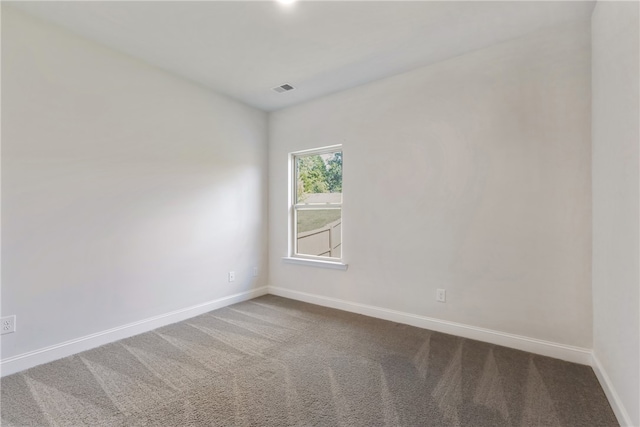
left=10, top=1, right=595, bottom=112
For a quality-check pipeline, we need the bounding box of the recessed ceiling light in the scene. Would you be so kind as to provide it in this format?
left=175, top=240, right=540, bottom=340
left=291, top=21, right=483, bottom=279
left=276, top=0, right=297, bottom=5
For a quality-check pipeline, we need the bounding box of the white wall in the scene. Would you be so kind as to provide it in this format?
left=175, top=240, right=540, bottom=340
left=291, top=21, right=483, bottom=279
left=1, top=7, right=268, bottom=360
left=269, top=21, right=593, bottom=349
left=592, top=2, right=640, bottom=426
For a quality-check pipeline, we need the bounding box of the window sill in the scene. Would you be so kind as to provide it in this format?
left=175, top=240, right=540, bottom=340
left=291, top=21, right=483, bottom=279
left=282, top=257, right=348, bottom=271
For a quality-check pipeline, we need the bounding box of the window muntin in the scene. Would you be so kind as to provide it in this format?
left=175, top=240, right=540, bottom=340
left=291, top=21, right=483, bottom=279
left=291, top=146, right=342, bottom=260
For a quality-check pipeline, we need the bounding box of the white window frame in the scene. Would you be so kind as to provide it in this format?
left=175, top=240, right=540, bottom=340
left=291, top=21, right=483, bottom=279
left=284, top=145, right=347, bottom=270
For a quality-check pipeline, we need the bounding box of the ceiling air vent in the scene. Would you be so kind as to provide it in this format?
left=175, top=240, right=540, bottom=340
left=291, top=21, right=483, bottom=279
left=272, top=83, right=295, bottom=93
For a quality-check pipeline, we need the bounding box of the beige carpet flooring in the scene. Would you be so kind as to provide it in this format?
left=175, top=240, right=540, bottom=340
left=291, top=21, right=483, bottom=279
left=1, top=295, right=618, bottom=426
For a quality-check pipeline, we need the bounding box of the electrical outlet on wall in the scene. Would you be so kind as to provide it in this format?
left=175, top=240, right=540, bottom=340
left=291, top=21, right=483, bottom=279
left=1, top=315, right=16, bottom=335
left=228, top=271, right=235, bottom=282
left=253, top=267, right=258, bottom=277
left=436, top=289, right=446, bottom=303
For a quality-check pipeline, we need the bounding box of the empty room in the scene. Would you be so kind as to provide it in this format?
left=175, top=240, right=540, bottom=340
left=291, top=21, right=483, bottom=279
left=1, top=1, right=638, bottom=426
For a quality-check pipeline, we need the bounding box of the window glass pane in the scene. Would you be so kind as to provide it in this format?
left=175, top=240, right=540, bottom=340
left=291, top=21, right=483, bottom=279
left=296, top=209, right=342, bottom=258
left=295, top=151, right=342, bottom=204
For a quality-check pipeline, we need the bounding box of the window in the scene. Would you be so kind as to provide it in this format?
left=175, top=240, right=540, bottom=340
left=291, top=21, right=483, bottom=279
left=289, top=145, right=343, bottom=264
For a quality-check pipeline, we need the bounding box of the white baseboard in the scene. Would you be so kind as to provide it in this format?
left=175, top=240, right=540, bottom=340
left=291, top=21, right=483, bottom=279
left=0, top=286, right=268, bottom=377
left=267, top=286, right=592, bottom=365
left=591, top=353, right=634, bottom=427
